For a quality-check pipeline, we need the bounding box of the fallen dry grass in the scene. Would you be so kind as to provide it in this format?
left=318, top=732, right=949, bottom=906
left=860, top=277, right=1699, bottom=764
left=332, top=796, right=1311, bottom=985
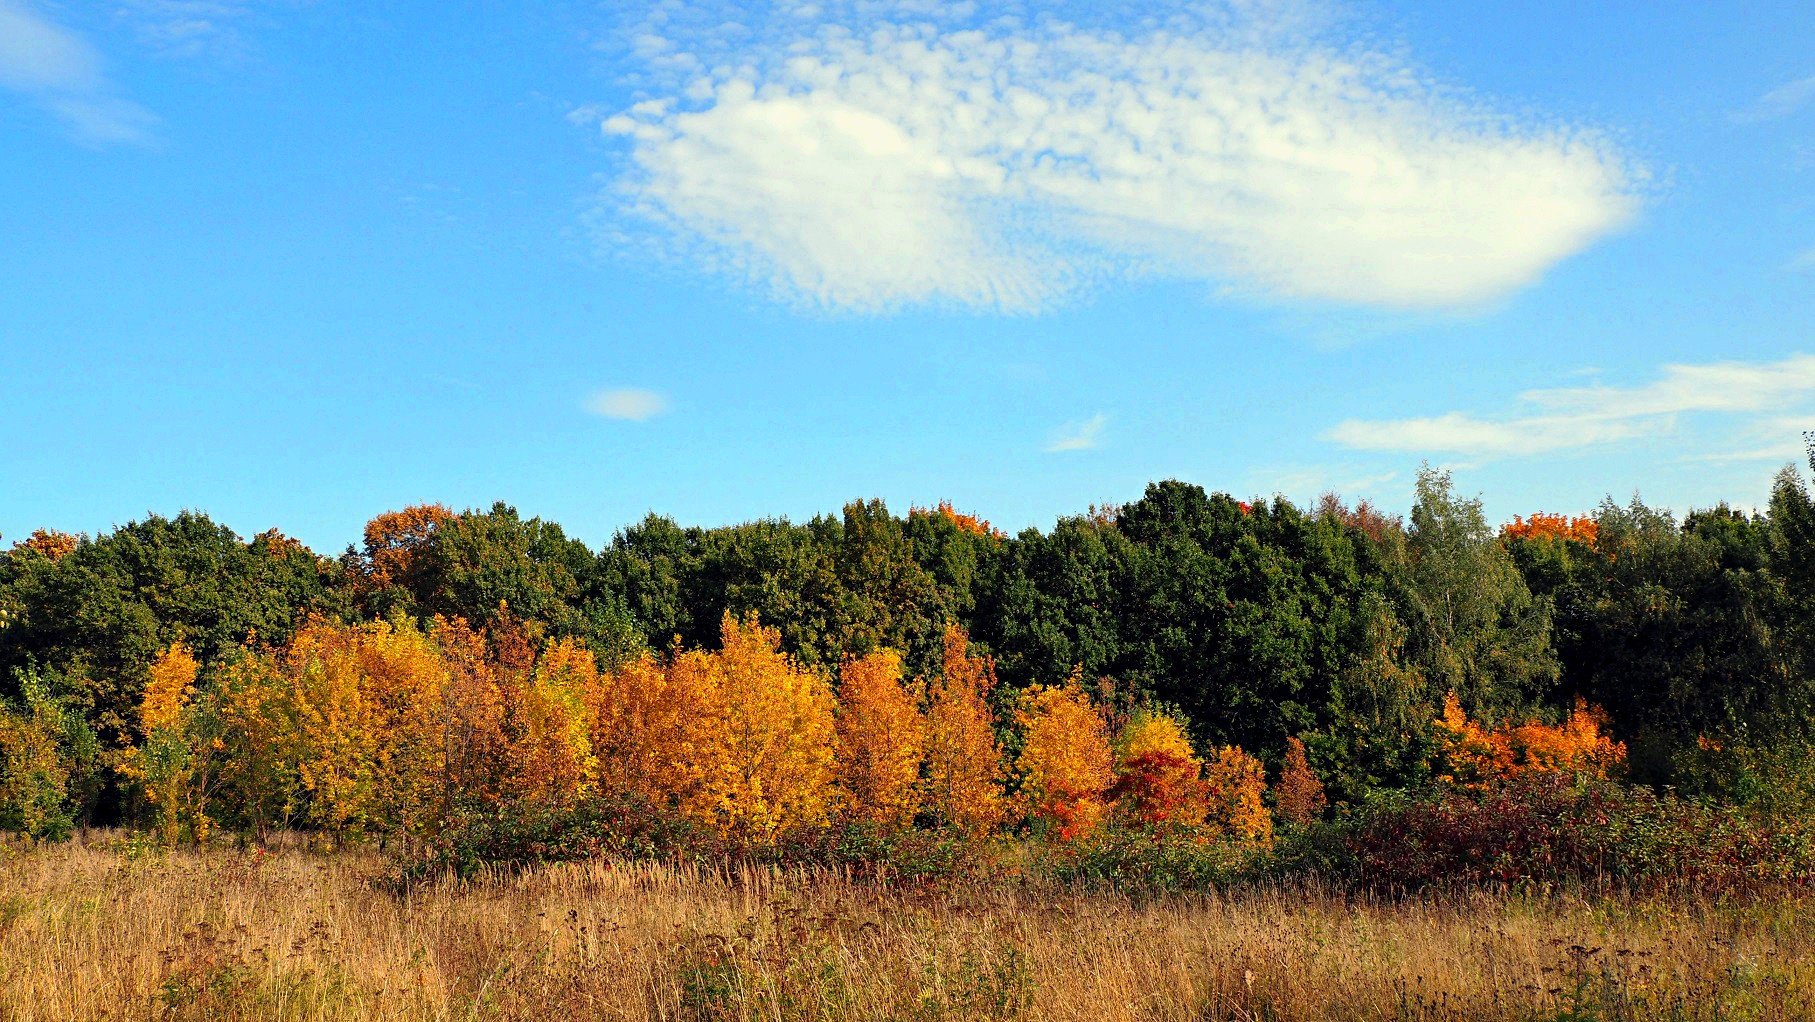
left=1, top=833, right=1812, bottom=1021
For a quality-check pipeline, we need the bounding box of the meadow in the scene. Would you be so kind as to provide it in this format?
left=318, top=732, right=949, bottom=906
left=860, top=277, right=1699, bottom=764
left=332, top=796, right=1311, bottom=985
left=3, top=833, right=1812, bottom=1022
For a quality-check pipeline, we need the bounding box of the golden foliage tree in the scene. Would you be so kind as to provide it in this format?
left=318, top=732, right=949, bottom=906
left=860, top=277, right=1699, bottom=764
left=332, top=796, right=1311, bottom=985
left=1501, top=512, right=1598, bottom=548
left=507, top=637, right=598, bottom=811
left=285, top=622, right=385, bottom=836
left=922, top=625, right=1004, bottom=836
left=1203, top=746, right=1272, bottom=845
left=281, top=618, right=462, bottom=840
left=702, top=613, right=837, bottom=843
left=1015, top=678, right=1115, bottom=840
left=10, top=528, right=77, bottom=561
left=834, top=649, right=926, bottom=829
left=124, top=642, right=217, bottom=844
left=586, top=649, right=707, bottom=813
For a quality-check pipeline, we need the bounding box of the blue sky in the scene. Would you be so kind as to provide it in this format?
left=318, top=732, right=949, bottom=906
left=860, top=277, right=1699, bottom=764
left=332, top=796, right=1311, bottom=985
left=1, top=1, right=1811, bottom=553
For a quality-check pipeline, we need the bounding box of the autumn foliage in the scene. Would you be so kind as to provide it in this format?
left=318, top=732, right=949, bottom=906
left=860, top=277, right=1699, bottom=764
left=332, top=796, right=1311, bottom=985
left=834, top=650, right=926, bottom=829
left=1501, top=512, right=1598, bottom=548
left=9, top=529, right=77, bottom=562
left=697, top=613, right=837, bottom=842
left=1434, top=693, right=1626, bottom=788
left=909, top=500, right=1006, bottom=540
left=1204, top=746, right=1273, bottom=844
left=1274, top=736, right=1327, bottom=827
left=359, top=504, right=454, bottom=591
left=1109, top=711, right=1210, bottom=832
left=922, top=625, right=1005, bottom=836
left=68, top=595, right=1306, bottom=857
left=1015, top=678, right=1116, bottom=839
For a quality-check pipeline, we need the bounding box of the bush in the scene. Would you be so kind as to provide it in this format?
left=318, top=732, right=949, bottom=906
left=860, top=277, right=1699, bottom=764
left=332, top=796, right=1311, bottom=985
left=0, top=672, right=96, bottom=840
left=775, top=822, right=975, bottom=885
left=1304, top=774, right=1815, bottom=895
left=396, top=803, right=975, bottom=886
left=396, top=794, right=719, bottom=881
left=1039, top=826, right=1255, bottom=893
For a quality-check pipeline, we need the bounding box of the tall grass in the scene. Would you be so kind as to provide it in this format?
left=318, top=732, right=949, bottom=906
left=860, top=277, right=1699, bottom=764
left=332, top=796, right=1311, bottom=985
left=2, top=833, right=1811, bottom=1021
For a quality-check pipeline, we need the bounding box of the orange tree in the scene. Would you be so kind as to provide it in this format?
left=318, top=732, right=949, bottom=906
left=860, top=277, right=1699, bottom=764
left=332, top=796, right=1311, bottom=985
left=833, top=649, right=926, bottom=829
left=922, top=625, right=1004, bottom=836
left=1274, top=736, right=1327, bottom=826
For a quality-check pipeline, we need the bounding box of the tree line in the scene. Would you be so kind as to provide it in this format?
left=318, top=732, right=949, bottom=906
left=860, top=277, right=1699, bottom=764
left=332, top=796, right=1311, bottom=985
left=2, top=461, right=1813, bottom=844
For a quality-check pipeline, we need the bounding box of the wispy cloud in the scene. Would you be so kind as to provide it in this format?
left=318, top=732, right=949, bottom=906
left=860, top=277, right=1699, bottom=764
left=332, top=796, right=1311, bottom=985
left=1046, top=413, right=1107, bottom=453
left=593, top=1, right=1638, bottom=314
left=1251, top=465, right=1400, bottom=501
left=1733, top=74, right=1815, bottom=124
left=0, top=1, right=155, bottom=143
left=115, top=1, right=264, bottom=60
left=586, top=388, right=669, bottom=421
left=1326, top=354, right=1815, bottom=459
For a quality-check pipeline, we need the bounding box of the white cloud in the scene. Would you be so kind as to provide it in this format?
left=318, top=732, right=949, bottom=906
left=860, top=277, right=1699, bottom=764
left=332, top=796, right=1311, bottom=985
left=1046, top=412, right=1107, bottom=452
left=595, top=2, right=1638, bottom=313
left=587, top=388, right=670, bottom=421
left=0, top=1, right=154, bottom=143
left=1327, top=354, right=1815, bottom=459
left=1734, top=74, right=1815, bottom=124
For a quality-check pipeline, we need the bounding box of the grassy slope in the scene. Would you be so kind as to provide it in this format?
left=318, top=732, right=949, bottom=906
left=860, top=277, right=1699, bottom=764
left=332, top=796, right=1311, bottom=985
left=1, top=834, right=1812, bottom=1021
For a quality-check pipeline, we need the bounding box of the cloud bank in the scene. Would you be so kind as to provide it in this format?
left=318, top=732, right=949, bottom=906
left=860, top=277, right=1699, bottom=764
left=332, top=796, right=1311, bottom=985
left=594, top=1, right=1638, bottom=314
left=1327, top=354, right=1815, bottom=460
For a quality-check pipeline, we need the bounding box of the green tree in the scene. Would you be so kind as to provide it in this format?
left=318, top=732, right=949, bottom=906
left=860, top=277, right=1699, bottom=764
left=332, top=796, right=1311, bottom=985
left=1405, top=467, right=1556, bottom=717
left=0, top=513, right=343, bottom=745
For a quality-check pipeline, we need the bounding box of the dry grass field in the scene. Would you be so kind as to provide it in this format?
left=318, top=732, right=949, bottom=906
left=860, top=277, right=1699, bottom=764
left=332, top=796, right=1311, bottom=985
left=2, top=834, right=1812, bottom=1022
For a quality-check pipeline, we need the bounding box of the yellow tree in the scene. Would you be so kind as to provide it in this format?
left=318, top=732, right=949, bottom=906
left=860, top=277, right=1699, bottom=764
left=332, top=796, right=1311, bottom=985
left=922, top=625, right=1004, bottom=836
left=1204, top=746, right=1273, bottom=844
left=1109, top=710, right=1209, bottom=832
left=834, top=650, right=925, bottom=829
left=506, top=637, right=598, bottom=811
left=360, top=617, right=454, bottom=837
left=697, top=614, right=837, bottom=844
left=286, top=622, right=384, bottom=837
left=124, top=642, right=217, bottom=843
left=1015, top=678, right=1114, bottom=840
